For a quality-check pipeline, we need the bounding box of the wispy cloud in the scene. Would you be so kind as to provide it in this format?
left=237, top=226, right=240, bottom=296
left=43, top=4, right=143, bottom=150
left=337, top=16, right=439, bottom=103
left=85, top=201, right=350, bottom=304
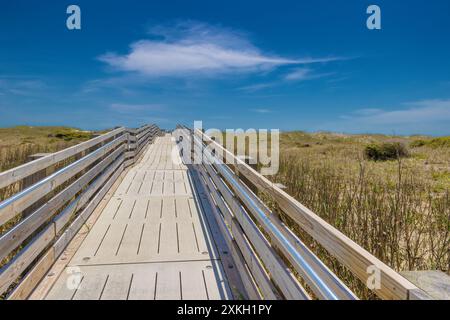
left=238, top=67, right=336, bottom=92
left=99, top=21, right=344, bottom=78
left=327, top=99, right=450, bottom=135
left=341, top=108, right=385, bottom=119
left=251, top=108, right=272, bottom=114
left=284, top=68, right=311, bottom=81
left=0, top=76, right=47, bottom=96
left=238, top=82, right=277, bottom=92
left=349, top=100, right=450, bottom=124
left=284, top=68, right=334, bottom=81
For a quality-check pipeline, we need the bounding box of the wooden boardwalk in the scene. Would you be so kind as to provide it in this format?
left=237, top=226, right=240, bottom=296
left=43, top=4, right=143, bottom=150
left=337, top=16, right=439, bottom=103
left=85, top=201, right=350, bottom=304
left=42, top=135, right=232, bottom=300
left=1, top=124, right=428, bottom=300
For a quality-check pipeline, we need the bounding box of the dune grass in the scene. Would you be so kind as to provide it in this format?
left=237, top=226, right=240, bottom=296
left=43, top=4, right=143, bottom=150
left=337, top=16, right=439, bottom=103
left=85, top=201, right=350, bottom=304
left=1, top=127, right=448, bottom=299
left=223, top=130, right=449, bottom=298
left=0, top=126, right=93, bottom=173
left=270, top=131, right=450, bottom=298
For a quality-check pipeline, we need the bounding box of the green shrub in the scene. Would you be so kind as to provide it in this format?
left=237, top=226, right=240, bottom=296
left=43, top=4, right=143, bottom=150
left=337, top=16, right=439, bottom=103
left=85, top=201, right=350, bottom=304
left=364, top=142, right=409, bottom=161
left=50, top=129, right=92, bottom=141
left=410, top=139, right=427, bottom=148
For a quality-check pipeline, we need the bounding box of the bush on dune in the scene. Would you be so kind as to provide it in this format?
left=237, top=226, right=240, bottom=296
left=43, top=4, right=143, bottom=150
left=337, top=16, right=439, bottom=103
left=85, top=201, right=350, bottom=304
left=49, top=129, right=92, bottom=141
left=364, top=142, right=409, bottom=161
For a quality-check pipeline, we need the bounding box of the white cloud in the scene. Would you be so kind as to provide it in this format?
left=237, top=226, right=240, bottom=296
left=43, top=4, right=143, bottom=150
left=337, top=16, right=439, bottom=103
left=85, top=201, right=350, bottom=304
left=99, top=21, right=343, bottom=78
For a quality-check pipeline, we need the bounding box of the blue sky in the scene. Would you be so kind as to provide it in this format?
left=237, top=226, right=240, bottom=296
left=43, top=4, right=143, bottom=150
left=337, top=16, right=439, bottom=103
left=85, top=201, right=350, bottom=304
left=0, top=0, right=449, bottom=135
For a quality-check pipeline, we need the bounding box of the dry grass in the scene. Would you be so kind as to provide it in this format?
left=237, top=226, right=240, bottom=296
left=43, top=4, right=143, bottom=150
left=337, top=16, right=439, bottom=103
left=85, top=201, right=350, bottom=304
left=0, top=126, right=93, bottom=173
left=268, top=131, right=449, bottom=298
left=223, top=130, right=449, bottom=298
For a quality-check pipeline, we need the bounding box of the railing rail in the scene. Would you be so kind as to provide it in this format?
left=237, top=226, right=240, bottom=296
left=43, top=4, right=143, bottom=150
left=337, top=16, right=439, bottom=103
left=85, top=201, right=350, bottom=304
left=177, top=126, right=423, bottom=300
left=179, top=128, right=354, bottom=299
left=0, top=124, right=161, bottom=298
left=0, top=127, right=126, bottom=190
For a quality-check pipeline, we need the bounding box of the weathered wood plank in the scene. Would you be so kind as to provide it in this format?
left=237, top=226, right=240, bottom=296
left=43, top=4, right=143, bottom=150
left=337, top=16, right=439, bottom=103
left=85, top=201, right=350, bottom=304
left=0, top=225, right=55, bottom=294
left=155, top=264, right=181, bottom=300
left=128, top=270, right=156, bottom=300
left=7, top=248, right=55, bottom=300
left=100, top=272, right=133, bottom=300
left=181, top=269, right=208, bottom=299
left=73, top=272, right=108, bottom=300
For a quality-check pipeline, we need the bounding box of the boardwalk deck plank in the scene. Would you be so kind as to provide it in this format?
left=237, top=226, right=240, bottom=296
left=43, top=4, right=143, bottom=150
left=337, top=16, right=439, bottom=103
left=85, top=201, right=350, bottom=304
left=41, top=135, right=232, bottom=300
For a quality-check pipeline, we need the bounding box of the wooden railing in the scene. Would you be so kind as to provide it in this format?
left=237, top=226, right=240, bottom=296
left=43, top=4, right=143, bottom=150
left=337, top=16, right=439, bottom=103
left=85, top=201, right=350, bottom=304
left=177, top=126, right=424, bottom=300
left=0, top=124, right=161, bottom=298
left=0, top=123, right=427, bottom=300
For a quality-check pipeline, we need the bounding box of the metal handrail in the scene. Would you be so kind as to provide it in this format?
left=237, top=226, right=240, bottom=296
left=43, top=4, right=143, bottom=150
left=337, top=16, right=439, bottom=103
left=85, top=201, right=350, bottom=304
left=191, top=132, right=346, bottom=300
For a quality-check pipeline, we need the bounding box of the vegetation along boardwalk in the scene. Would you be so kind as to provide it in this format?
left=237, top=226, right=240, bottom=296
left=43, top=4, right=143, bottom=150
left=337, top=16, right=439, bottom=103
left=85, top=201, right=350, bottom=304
left=0, top=124, right=445, bottom=300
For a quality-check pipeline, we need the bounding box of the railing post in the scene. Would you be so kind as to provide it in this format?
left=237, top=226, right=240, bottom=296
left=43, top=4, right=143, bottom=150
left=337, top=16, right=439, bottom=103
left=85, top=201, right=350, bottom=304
left=22, top=153, right=53, bottom=215
left=237, top=155, right=258, bottom=194
left=127, top=129, right=136, bottom=165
